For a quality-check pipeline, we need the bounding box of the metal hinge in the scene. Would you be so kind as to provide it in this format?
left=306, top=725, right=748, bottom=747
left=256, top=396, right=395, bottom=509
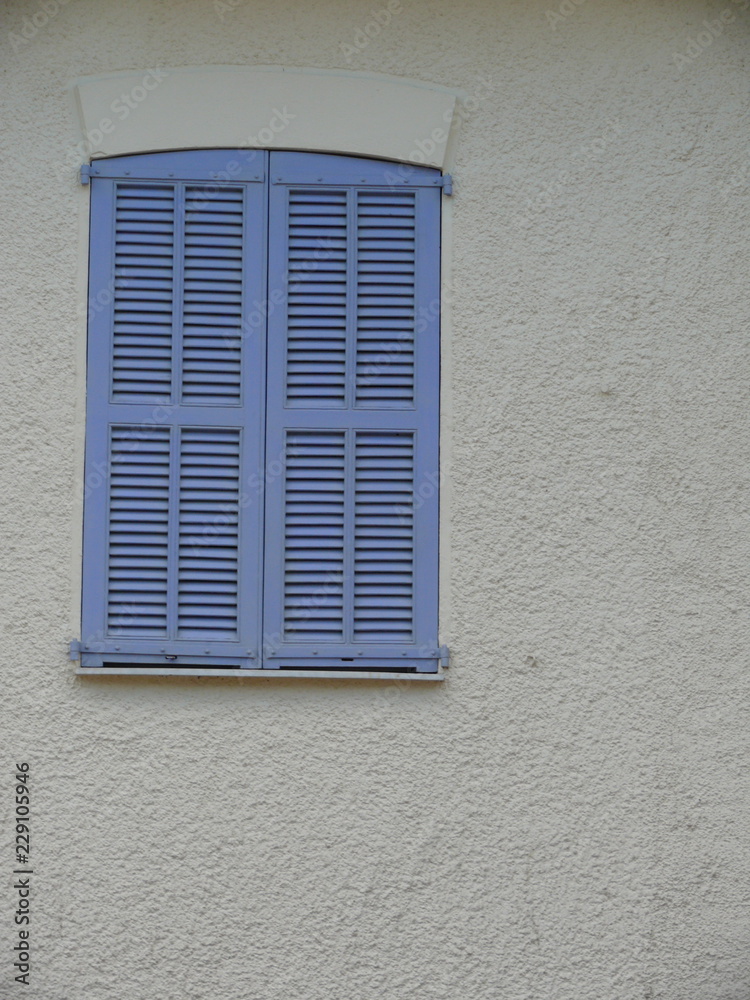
left=68, top=639, right=81, bottom=660
left=79, top=164, right=91, bottom=185
left=440, top=173, right=453, bottom=196
left=438, top=645, right=451, bottom=668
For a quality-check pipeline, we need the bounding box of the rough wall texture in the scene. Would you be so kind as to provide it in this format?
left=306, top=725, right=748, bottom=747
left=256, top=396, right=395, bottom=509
left=1, top=0, right=749, bottom=998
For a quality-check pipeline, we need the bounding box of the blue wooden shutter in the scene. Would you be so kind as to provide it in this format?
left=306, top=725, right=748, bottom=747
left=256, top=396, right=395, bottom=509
left=263, top=152, right=441, bottom=672
left=80, top=151, right=267, bottom=669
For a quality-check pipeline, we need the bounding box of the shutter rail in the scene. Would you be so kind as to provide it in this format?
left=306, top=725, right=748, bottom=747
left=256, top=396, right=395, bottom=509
left=69, top=640, right=447, bottom=675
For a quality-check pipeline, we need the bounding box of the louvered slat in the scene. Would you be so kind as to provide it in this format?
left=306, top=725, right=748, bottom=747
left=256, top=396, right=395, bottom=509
left=354, top=431, right=415, bottom=640
left=283, top=430, right=345, bottom=640
left=356, top=192, right=416, bottom=407
left=285, top=191, right=348, bottom=407
left=181, top=187, right=244, bottom=405
left=107, top=426, right=171, bottom=635
left=112, top=185, right=174, bottom=401
left=178, top=428, right=241, bottom=637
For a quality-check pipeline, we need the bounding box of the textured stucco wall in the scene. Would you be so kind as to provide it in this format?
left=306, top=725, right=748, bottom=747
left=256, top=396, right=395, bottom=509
left=1, top=1, right=749, bottom=998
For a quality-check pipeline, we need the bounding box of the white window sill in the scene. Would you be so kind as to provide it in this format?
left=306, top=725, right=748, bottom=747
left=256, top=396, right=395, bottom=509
left=76, top=666, right=444, bottom=681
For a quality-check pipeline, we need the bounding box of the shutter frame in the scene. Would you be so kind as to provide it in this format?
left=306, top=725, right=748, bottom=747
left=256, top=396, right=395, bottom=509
left=262, top=152, right=441, bottom=673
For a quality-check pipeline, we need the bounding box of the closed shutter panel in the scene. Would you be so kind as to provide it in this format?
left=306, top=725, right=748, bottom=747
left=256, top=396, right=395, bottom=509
left=263, top=152, right=441, bottom=672
left=80, top=151, right=267, bottom=669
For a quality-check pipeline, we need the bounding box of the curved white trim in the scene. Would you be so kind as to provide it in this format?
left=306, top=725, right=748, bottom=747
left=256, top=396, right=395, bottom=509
left=73, top=65, right=462, bottom=170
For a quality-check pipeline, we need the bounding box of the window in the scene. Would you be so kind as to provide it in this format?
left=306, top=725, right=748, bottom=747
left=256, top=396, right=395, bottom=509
left=74, top=149, right=444, bottom=676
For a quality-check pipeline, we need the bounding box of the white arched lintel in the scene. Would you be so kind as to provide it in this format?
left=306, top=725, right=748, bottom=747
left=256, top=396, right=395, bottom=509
left=73, top=65, right=462, bottom=170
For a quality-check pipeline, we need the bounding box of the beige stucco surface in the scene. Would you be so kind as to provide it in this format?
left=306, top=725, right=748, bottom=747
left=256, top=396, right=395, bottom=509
left=1, top=0, right=749, bottom=997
